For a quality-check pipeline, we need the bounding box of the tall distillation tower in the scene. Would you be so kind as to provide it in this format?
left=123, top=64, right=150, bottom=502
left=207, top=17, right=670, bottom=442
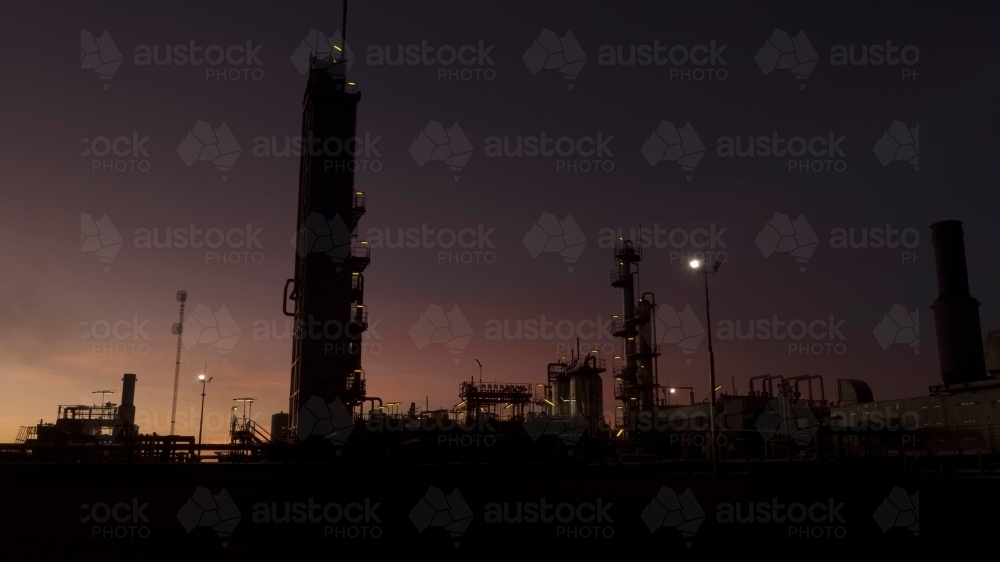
left=284, top=51, right=370, bottom=438
left=610, top=239, right=660, bottom=431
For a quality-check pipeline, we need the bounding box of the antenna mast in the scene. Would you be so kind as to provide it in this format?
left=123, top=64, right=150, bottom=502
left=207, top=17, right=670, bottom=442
left=170, top=290, right=188, bottom=435
left=342, top=0, right=348, bottom=46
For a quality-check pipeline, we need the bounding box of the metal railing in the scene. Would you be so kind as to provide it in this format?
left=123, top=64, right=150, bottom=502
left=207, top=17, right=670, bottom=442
left=57, top=404, right=118, bottom=420
left=350, top=273, right=364, bottom=292
left=352, top=191, right=366, bottom=211
left=346, top=372, right=367, bottom=395
left=230, top=418, right=271, bottom=445
left=15, top=426, right=36, bottom=443
left=610, top=270, right=629, bottom=286
left=352, top=307, right=369, bottom=328
left=350, top=238, right=370, bottom=261
left=610, top=319, right=636, bottom=337
left=613, top=240, right=641, bottom=261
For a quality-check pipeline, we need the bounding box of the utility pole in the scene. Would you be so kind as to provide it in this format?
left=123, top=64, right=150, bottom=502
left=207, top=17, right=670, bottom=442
left=170, top=290, right=188, bottom=435
left=690, top=259, right=721, bottom=475
left=703, top=267, right=717, bottom=475
left=198, top=366, right=212, bottom=446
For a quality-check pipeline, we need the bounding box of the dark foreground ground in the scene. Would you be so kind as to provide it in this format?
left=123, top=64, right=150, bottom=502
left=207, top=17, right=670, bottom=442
left=0, top=460, right=984, bottom=556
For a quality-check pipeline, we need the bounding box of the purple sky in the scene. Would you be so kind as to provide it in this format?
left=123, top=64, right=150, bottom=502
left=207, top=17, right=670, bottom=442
left=1, top=1, right=998, bottom=441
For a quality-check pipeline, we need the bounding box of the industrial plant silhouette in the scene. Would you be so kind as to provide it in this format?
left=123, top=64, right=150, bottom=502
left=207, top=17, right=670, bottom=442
left=3, top=1, right=999, bottom=555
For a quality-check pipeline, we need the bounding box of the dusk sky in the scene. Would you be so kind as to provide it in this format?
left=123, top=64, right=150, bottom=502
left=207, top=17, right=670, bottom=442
left=1, top=1, right=998, bottom=443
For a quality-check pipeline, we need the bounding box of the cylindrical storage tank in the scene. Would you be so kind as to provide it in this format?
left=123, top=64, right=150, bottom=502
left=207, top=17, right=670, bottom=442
left=271, top=412, right=289, bottom=444
left=569, top=372, right=603, bottom=433
left=593, top=373, right=603, bottom=417
left=570, top=373, right=584, bottom=416
left=931, top=221, right=987, bottom=385
left=553, top=377, right=570, bottom=416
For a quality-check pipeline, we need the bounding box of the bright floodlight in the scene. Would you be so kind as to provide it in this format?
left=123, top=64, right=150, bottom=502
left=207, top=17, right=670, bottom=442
left=670, top=388, right=676, bottom=394
left=689, top=259, right=701, bottom=269
left=198, top=374, right=206, bottom=381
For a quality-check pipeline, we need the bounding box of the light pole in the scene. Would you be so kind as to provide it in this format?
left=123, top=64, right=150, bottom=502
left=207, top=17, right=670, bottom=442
left=475, top=359, right=482, bottom=384
left=690, top=258, right=721, bottom=474
left=197, top=373, right=212, bottom=446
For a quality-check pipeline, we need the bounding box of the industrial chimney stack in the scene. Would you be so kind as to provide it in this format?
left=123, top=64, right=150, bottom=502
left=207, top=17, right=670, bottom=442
left=931, top=220, right=988, bottom=386
left=119, top=373, right=137, bottom=437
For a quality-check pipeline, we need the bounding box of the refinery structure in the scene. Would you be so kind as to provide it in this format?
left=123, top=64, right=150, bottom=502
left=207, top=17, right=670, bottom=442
left=7, top=40, right=1000, bottom=473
